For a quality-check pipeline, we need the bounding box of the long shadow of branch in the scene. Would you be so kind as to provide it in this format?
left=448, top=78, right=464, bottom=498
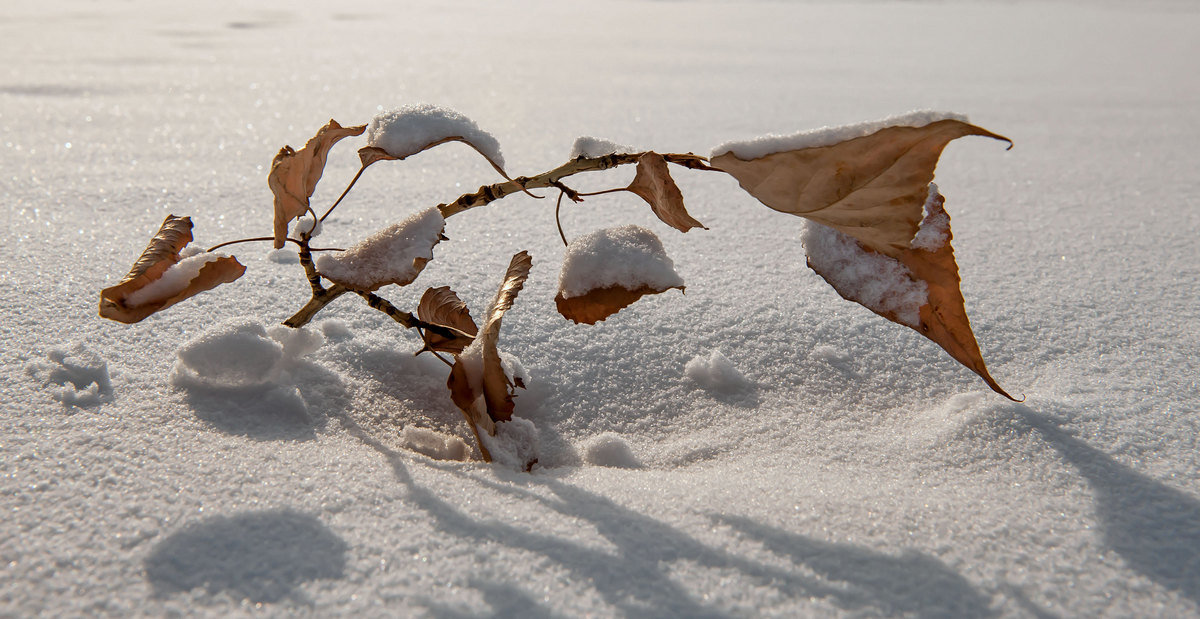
left=1018, top=409, right=1200, bottom=603
left=336, top=411, right=992, bottom=617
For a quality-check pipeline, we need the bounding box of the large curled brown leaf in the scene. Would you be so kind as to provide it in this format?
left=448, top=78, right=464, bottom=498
left=269, top=119, right=366, bottom=248
left=359, top=137, right=508, bottom=181
left=712, top=119, right=1010, bottom=258
left=807, top=188, right=1016, bottom=400
left=99, top=215, right=245, bottom=324
left=626, top=152, right=706, bottom=233
left=447, top=251, right=532, bottom=447
left=417, top=286, right=478, bottom=355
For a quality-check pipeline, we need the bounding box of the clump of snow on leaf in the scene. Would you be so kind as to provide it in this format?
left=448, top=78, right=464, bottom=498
left=711, top=110, right=969, bottom=160
left=570, top=136, right=636, bottom=159
left=123, top=250, right=230, bottom=307
left=316, top=206, right=444, bottom=290
left=911, top=183, right=950, bottom=251
left=685, top=350, right=753, bottom=394
left=170, top=320, right=323, bottom=391
left=367, top=103, right=504, bottom=168
left=558, top=225, right=684, bottom=299
left=802, top=223, right=928, bottom=327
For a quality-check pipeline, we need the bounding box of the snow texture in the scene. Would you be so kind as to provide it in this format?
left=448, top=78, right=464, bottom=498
left=911, top=183, right=950, bottom=252
left=367, top=103, right=505, bottom=168
left=478, top=416, right=540, bottom=470
left=570, top=136, right=637, bottom=159
left=558, top=225, right=684, bottom=298
left=5, top=2, right=1200, bottom=617
left=711, top=110, right=968, bottom=160
left=315, top=206, right=444, bottom=289
left=123, top=252, right=228, bottom=307
left=685, top=350, right=754, bottom=395
left=803, top=222, right=928, bottom=327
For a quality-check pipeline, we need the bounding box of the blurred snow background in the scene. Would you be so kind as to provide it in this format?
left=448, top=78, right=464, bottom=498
left=2, top=0, right=1199, bottom=616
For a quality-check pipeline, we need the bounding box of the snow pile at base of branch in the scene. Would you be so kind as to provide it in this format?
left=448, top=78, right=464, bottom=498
left=558, top=225, right=684, bottom=298
left=581, top=433, right=642, bottom=468
left=478, top=416, right=539, bottom=470
left=570, top=136, right=637, bottom=159
left=366, top=103, right=504, bottom=167
left=123, top=249, right=229, bottom=307
left=711, top=110, right=969, bottom=160
left=315, top=207, right=444, bottom=289
left=802, top=224, right=927, bottom=328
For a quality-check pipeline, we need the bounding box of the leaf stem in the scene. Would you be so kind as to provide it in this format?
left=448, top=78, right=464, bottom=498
left=319, top=165, right=367, bottom=223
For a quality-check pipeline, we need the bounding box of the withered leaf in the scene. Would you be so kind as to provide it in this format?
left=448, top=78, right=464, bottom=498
left=446, top=251, right=532, bottom=448
left=99, top=215, right=245, bottom=324
left=555, top=283, right=684, bottom=325
left=626, top=152, right=706, bottom=233
left=417, top=286, right=478, bottom=355
left=806, top=188, right=1016, bottom=400
left=713, top=119, right=1010, bottom=258
left=269, top=119, right=366, bottom=248
left=359, top=136, right=508, bottom=181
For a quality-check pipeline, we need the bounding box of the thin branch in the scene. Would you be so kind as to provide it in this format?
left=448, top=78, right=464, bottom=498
left=554, top=190, right=568, bottom=247
left=319, top=165, right=367, bottom=223
left=206, top=236, right=280, bottom=252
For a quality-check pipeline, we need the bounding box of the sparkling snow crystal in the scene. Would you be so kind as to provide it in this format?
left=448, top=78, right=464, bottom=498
left=367, top=103, right=504, bottom=168
left=558, top=225, right=684, bottom=299
left=711, top=110, right=969, bottom=160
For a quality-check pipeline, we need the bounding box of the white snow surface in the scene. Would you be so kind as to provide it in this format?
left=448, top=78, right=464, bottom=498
left=712, top=110, right=968, bottom=160
left=315, top=206, right=444, bottom=289
left=5, top=1, right=1200, bottom=617
left=367, top=103, right=505, bottom=168
left=558, top=225, right=684, bottom=298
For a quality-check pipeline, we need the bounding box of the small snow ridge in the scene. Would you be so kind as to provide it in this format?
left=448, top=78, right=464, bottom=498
left=479, top=416, right=539, bottom=470
left=685, top=350, right=753, bottom=395
left=581, top=432, right=642, bottom=468
left=267, top=248, right=299, bottom=264
left=711, top=110, right=968, bottom=160
left=570, top=136, right=636, bottom=159
left=315, top=206, right=444, bottom=290
left=401, top=427, right=469, bottom=461
left=29, top=342, right=113, bottom=408
left=367, top=103, right=504, bottom=168
left=319, top=319, right=354, bottom=342
left=559, top=225, right=684, bottom=299
left=802, top=221, right=927, bottom=327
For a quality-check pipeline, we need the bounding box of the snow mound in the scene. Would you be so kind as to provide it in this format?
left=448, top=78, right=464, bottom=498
left=711, top=110, right=968, bottom=160
left=685, top=350, right=753, bottom=395
left=170, top=320, right=323, bottom=391
left=558, top=225, right=684, bottom=298
left=315, top=206, right=444, bottom=290
left=267, top=248, right=299, bottom=264
left=803, top=222, right=927, bottom=327
left=319, top=319, right=354, bottom=342
left=581, top=432, right=643, bottom=468
left=400, top=427, right=470, bottom=461
left=570, top=136, right=637, bottom=159
left=28, top=342, right=113, bottom=408
left=367, top=103, right=504, bottom=168
left=479, top=416, right=540, bottom=470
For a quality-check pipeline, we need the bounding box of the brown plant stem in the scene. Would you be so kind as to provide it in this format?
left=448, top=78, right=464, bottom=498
left=284, top=284, right=347, bottom=327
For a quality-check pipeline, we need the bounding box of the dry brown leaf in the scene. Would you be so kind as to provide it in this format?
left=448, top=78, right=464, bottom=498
left=807, top=189, right=1017, bottom=400
left=359, top=136, right=507, bottom=178
left=417, top=286, right=478, bottom=355
left=99, top=215, right=245, bottom=324
left=446, top=251, right=532, bottom=450
left=627, top=152, right=706, bottom=233
left=269, top=119, right=366, bottom=248
left=555, top=283, right=684, bottom=325
left=712, top=119, right=1010, bottom=258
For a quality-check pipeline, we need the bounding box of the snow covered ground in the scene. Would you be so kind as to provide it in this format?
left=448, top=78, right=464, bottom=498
left=3, top=0, right=1199, bottom=616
